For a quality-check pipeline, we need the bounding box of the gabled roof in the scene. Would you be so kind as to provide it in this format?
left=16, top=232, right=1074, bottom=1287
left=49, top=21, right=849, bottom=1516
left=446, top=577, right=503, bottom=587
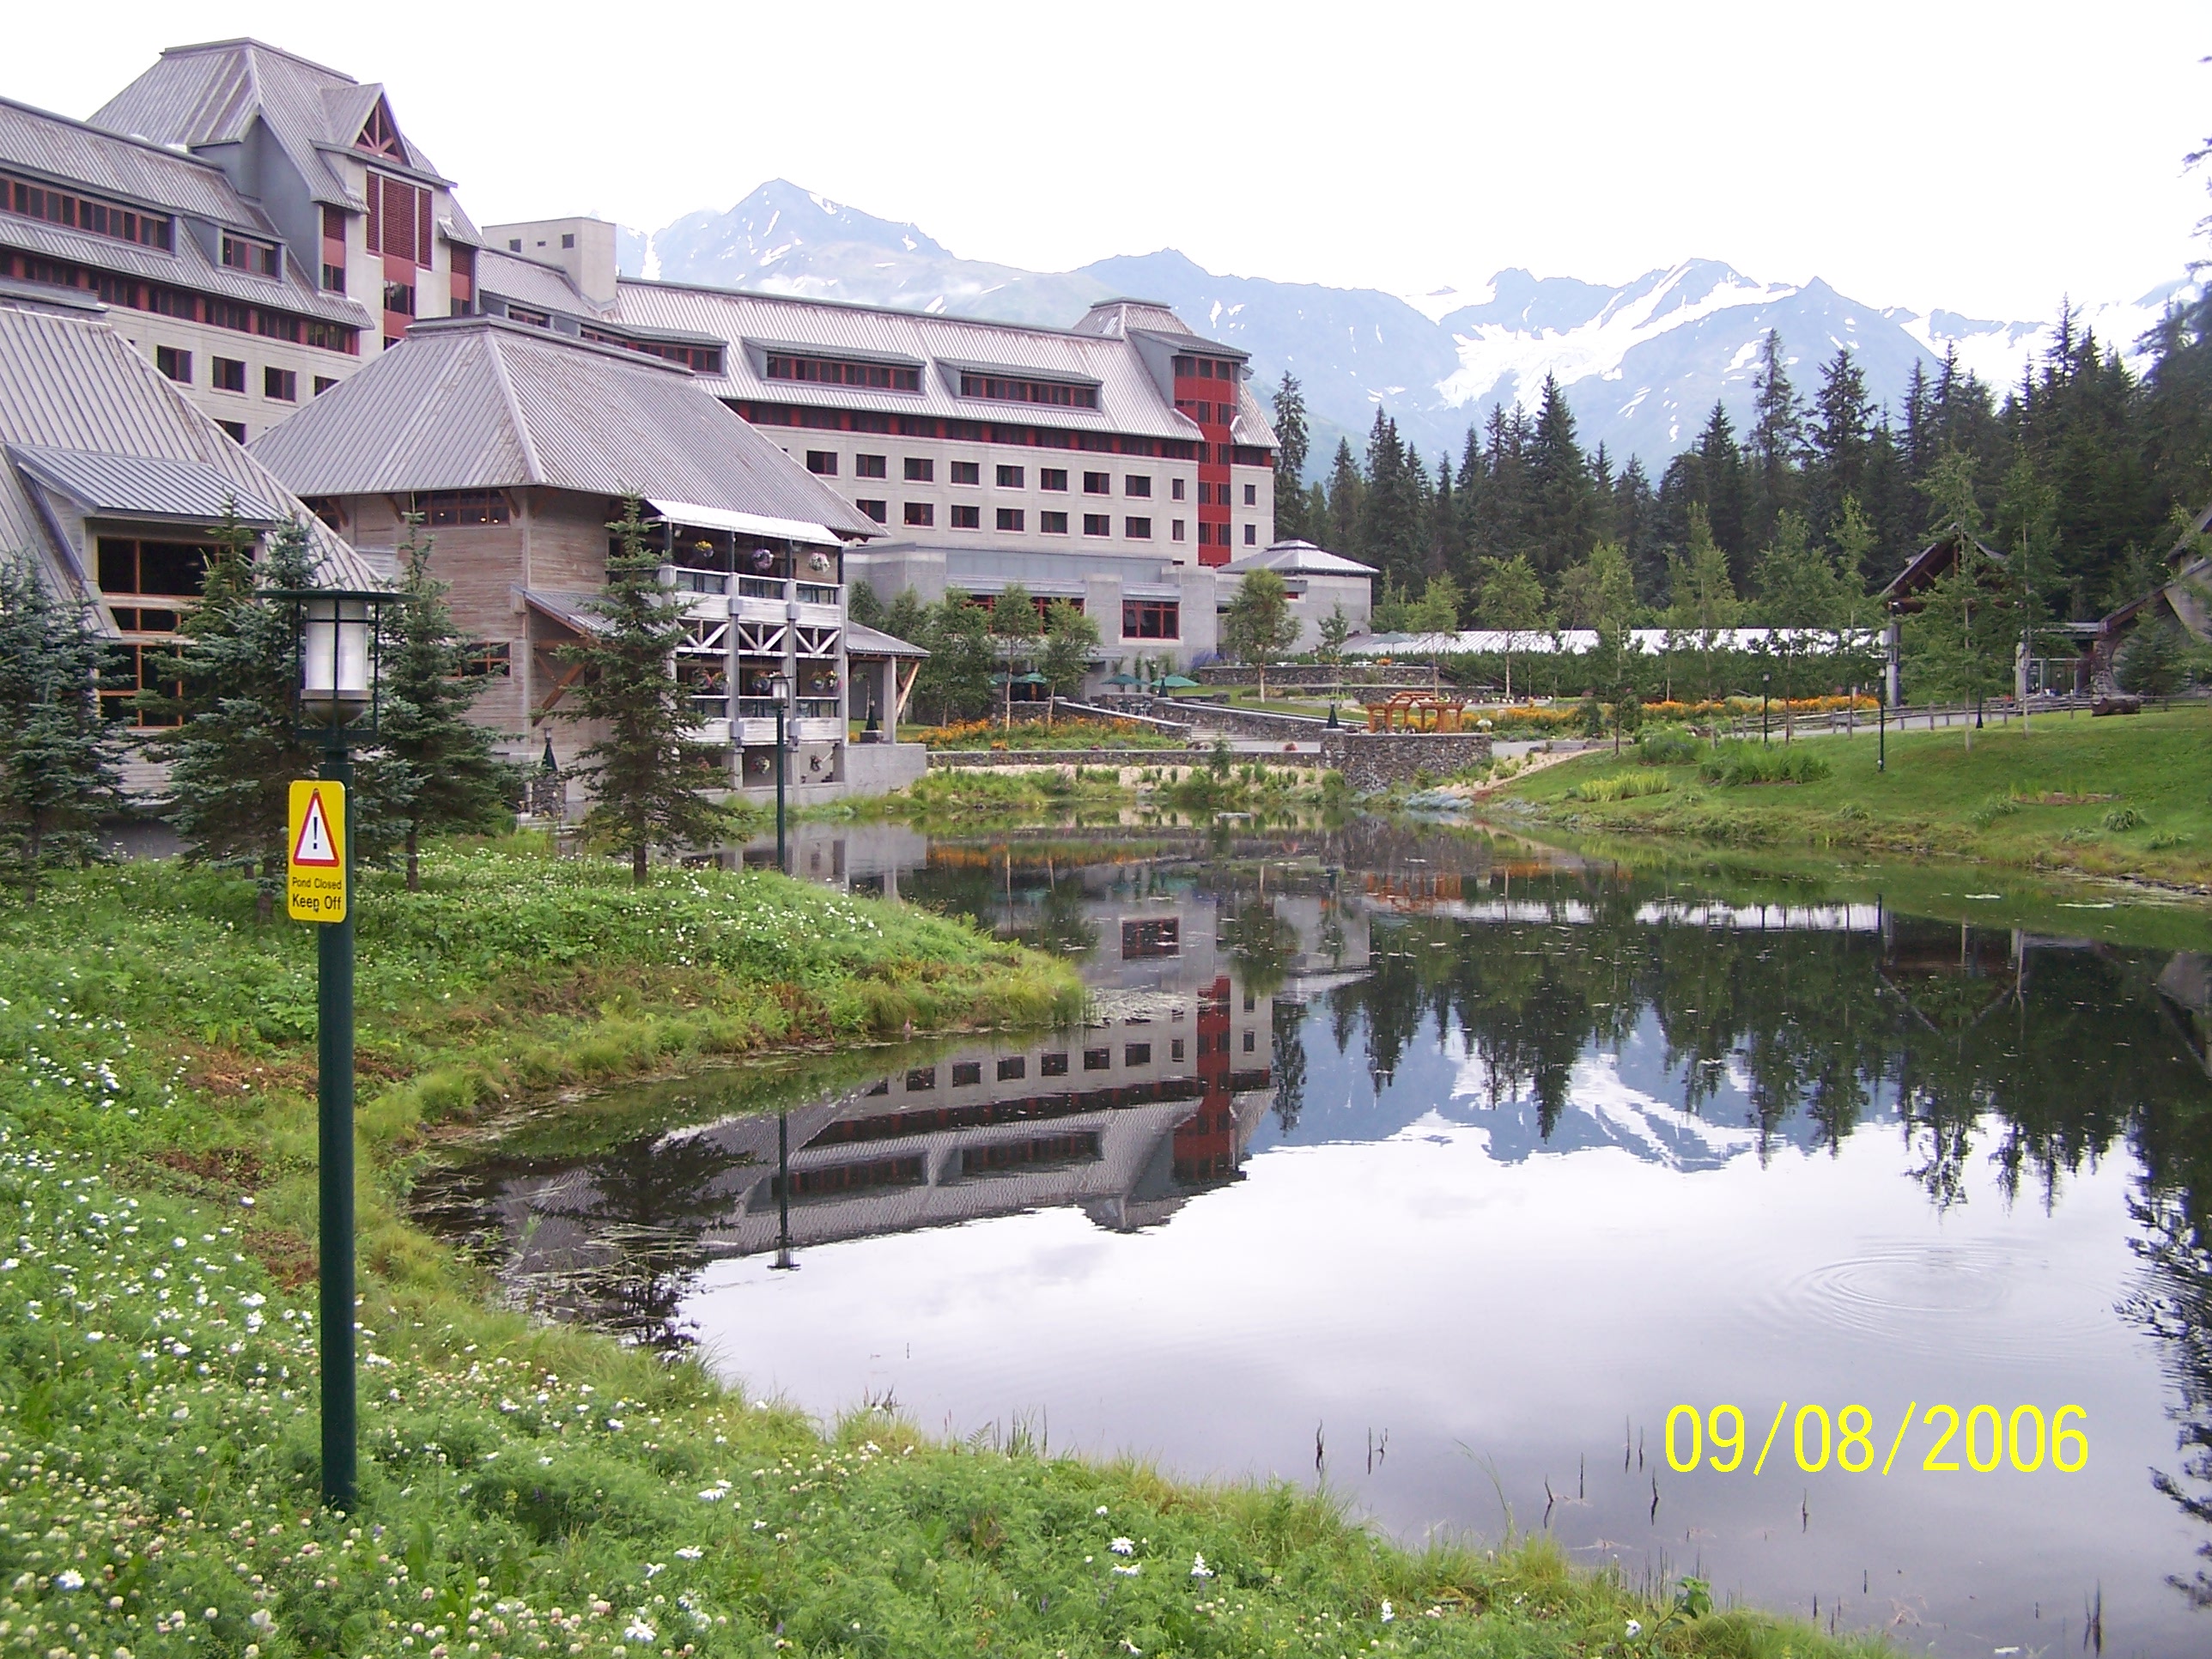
left=0, top=305, right=373, bottom=617
left=88, top=39, right=463, bottom=216
left=1224, top=538, right=1376, bottom=578
left=1879, top=527, right=2006, bottom=606
left=249, top=315, right=879, bottom=541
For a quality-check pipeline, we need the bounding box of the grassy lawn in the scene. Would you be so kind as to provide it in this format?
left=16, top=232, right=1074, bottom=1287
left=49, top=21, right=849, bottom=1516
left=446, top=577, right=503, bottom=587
left=1491, top=707, right=2212, bottom=889
left=0, top=846, right=1876, bottom=1658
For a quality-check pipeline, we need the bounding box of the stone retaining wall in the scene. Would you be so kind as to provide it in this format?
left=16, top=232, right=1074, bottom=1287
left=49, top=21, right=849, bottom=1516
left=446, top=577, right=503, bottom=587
left=1096, top=695, right=1331, bottom=740
left=1193, top=664, right=1449, bottom=689
left=1318, top=731, right=1492, bottom=791
left=927, top=748, right=1318, bottom=770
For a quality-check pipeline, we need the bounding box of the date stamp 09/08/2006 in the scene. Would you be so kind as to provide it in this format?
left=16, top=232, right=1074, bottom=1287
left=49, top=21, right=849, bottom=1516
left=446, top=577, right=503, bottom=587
left=1662, top=1403, right=2087, bottom=1477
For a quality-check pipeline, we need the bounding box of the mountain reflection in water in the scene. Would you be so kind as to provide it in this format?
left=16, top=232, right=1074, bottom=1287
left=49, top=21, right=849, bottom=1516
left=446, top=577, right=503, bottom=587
left=421, top=822, right=2212, bottom=1656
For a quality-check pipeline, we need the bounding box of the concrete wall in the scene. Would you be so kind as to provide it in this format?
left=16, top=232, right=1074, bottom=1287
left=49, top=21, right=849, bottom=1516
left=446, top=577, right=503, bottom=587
left=1191, top=664, right=1444, bottom=689
left=841, top=740, right=929, bottom=795
left=1319, top=731, right=1492, bottom=791
left=927, top=749, right=1316, bottom=770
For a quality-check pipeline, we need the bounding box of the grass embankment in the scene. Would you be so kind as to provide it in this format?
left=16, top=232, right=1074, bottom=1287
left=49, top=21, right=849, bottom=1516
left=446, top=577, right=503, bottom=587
left=1491, top=707, right=2212, bottom=889
left=0, top=848, right=1874, bottom=1658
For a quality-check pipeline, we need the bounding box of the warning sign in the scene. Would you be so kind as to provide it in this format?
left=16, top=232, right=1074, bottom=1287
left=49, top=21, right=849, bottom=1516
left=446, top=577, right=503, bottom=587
left=287, top=780, right=347, bottom=923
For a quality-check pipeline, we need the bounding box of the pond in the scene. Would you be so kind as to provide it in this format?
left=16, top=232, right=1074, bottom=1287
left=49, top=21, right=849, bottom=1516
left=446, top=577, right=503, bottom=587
left=419, top=819, right=2212, bottom=1657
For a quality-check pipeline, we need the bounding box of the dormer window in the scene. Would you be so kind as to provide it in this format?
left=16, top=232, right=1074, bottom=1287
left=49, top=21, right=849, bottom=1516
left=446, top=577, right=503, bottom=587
left=222, top=234, right=282, bottom=278
left=355, top=100, right=405, bottom=159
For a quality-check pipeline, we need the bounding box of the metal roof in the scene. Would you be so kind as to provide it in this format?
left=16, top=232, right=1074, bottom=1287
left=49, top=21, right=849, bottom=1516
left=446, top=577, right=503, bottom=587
left=521, top=587, right=611, bottom=637
left=0, top=305, right=374, bottom=614
left=476, top=249, right=602, bottom=316
left=647, top=497, right=841, bottom=549
left=1224, top=539, right=1376, bottom=578
left=607, top=281, right=1273, bottom=446
left=0, top=211, right=371, bottom=328
left=0, top=96, right=249, bottom=222
left=8, top=443, right=284, bottom=525
left=88, top=40, right=454, bottom=209
left=845, top=621, right=927, bottom=659
left=249, top=314, right=879, bottom=539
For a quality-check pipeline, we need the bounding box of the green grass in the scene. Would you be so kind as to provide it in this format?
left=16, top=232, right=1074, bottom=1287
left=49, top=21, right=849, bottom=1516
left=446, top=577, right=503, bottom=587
left=0, top=846, right=1879, bottom=1658
left=1494, top=707, right=2212, bottom=888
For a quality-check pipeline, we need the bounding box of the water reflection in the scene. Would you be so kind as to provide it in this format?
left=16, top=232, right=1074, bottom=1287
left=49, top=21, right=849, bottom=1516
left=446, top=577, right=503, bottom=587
left=422, top=824, right=2212, bottom=1656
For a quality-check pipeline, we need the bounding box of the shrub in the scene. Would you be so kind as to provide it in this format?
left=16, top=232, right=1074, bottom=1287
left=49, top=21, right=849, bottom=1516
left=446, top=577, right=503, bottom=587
left=1968, top=795, right=2022, bottom=828
left=1566, top=772, right=1674, bottom=803
left=1633, top=728, right=1703, bottom=767
left=1696, top=742, right=1832, bottom=787
left=2103, top=805, right=2147, bottom=832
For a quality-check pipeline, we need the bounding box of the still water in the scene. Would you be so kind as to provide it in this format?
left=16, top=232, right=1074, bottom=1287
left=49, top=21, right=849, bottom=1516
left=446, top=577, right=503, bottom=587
left=422, top=821, right=2212, bottom=1657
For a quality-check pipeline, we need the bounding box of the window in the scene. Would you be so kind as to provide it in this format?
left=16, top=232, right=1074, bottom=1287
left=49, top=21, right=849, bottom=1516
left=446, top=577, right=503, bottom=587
left=903, top=458, right=933, bottom=482
left=313, top=375, right=338, bottom=396
left=365, top=173, right=430, bottom=264
left=264, top=367, right=296, bottom=402
left=950, top=504, right=981, bottom=529
left=1082, top=471, right=1110, bottom=495
left=950, top=460, right=980, bottom=485
left=382, top=282, right=416, bottom=317
left=98, top=537, right=208, bottom=600
left=1076, top=1047, right=1112, bottom=1073
left=507, top=238, right=521, bottom=251
left=155, top=346, right=191, bottom=384
left=420, top=489, right=510, bottom=526
left=996, top=465, right=1024, bottom=488
left=951, top=1060, right=982, bottom=1087
left=1170, top=1038, right=1186, bottom=1061
left=459, top=641, right=512, bottom=678
left=1125, top=1042, right=1152, bottom=1066
left=1171, top=477, right=1186, bottom=501
left=211, top=357, right=246, bottom=393
left=1122, top=599, right=1180, bottom=639
left=1170, top=520, right=1186, bottom=542
left=1125, top=475, right=1152, bottom=498
left=561, top=232, right=575, bottom=249
left=905, top=1066, right=936, bottom=1091
left=957, top=371, right=1098, bottom=408
left=904, top=501, right=934, bottom=527
left=1082, top=514, right=1110, bottom=538
left=1197, top=483, right=1212, bottom=506
left=765, top=354, right=921, bottom=392
left=1040, top=510, right=1068, bottom=535
left=1040, top=1052, right=1069, bottom=1077
left=996, top=508, right=1024, bottom=532
left=1122, top=918, right=1181, bottom=957
left=1040, top=467, right=1067, bottom=491
left=857, top=499, right=888, bottom=523
left=100, top=642, right=184, bottom=726
left=1245, top=523, right=1258, bottom=545
left=854, top=453, right=887, bottom=479
left=222, top=234, right=278, bottom=276
left=805, top=450, right=838, bottom=476
left=1125, top=517, right=1152, bottom=539
left=2, top=175, right=173, bottom=249
left=1244, top=1030, right=1256, bottom=1053
left=322, top=263, right=346, bottom=293
left=996, top=1056, right=1025, bottom=1081
left=1244, top=483, right=1260, bottom=506
left=216, top=420, right=246, bottom=443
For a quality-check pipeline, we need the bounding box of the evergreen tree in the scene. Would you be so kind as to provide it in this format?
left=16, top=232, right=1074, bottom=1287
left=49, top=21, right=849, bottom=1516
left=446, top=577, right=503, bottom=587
left=1748, top=329, right=1805, bottom=544
left=1753, top=510, right=1851, bottom=732
left=0, top=553, right=125, bottom=902
left=1315, top=603, right=1352, bottom=664
left=1475, top=555, right=1549, bottom=700
left=846, top=579, right=884, bottom=629
left=1808, top=347, right=1874, bottom=538
left=2116, top=617, right=2191, bottom=696
left=378, top=521, right=517, bottom=890
left=149, top=512, right=347, bottom=920
left=1271, top=373, right=1311, bottom=542
left=1528, top=375, right=1598, bottom=582
left=1693, top=403, right=1750, bottom=588
left=1325, top=439, right=1364, bottom=553
left=1610, top=453, right=1662, bottom=600
left=1358, top=411, right=1423, bottom=587
left=1903, top=457, right=2011, bottom=746
left=554, top=496, right=735, bottom=883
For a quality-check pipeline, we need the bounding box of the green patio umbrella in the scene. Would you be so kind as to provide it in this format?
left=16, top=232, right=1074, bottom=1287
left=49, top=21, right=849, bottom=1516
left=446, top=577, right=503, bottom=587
left=1158, top=673, right=1200, bottom=690
left=1104, top=672, right=1141, bottom=688
left=1012, top=672, right=1049, bottom=684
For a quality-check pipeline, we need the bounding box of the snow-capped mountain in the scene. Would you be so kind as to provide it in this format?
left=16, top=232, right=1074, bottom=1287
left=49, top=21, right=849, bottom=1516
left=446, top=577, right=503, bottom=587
left=617, top=181, right=2189, bottom=475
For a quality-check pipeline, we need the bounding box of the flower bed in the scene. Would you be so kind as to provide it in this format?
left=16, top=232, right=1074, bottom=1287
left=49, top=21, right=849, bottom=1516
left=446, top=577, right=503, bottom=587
left=917, top=717, right=1188, bottom=751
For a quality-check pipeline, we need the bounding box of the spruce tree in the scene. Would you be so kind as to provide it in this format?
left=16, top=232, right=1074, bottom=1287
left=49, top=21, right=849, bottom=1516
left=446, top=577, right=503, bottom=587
left=379, top=521, right=517, bottom=890
left=1809, top=348, right=1874, bottom=536
left=1325, top=440, right=1364, bottom=552
left=1693, top=403, right=1750, bottom=587
left=0, top=553, right=125, bottom=902
left=554, top=495, right=734, bottom=883
left=1528, top=375, right=1598, bottom=582
left=1748, top=329, right=1805, bottom=544
left=1270, top=373, right=1310, bottom=541
left=150, top=512, right=348, bottom=920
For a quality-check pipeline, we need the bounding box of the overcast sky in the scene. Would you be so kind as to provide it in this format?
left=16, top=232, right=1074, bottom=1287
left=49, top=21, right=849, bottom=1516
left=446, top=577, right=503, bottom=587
left=13, top=1, right=2208, bottom=323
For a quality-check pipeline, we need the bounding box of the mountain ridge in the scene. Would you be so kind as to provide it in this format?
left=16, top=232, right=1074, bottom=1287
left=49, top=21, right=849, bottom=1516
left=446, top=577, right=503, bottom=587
left=614, top=180, right=2188, bottom=477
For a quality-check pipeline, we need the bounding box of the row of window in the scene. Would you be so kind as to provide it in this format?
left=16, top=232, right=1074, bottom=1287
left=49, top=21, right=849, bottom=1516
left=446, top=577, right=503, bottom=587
left=848, top=500, right=1255, bottom=546
left=580, top=327, right=724, bottom=374
left=218, top=234, right=283, bottom=278
left=0, top=252, right=362, bottom=354
left=915, top=1036, right=1194, bottom=1091
left=807, top=453, right=1193, bottom=498
left=738, top=402, right=1210, bottom=460
left=955, top=372, right=1099, bottom=409
left=766, top=353, right=921, bottom=391
left=1174, top=398, right=1237, bottom=426
left=152, top=346, right=335, bottom=404
left=3, top=175, right=175, bottom=251
left=1170, top=354, right=1242, bottom=381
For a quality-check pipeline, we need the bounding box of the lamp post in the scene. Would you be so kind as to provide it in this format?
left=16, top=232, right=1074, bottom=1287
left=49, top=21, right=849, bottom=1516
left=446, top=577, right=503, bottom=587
left=1760, top=672, right=1771, bottom=745
left=1878, top=693, right=1887, bottom=773
left=281, top=588, right=384, bottom=1512
left=768, top=670, right=792, bottom=873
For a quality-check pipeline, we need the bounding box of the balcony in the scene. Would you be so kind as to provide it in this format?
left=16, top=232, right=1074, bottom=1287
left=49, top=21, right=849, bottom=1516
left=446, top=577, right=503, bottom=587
left=737, top=575, right=784, bottom=601
left=795, top=581, right=840, bottom=607
left=669, top=566, right=729, bottom=596
left=794, top=697, right=842, bottom=720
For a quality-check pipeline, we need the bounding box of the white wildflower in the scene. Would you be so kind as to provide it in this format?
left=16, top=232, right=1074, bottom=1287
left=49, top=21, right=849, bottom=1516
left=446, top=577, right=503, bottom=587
left=1626, top=1619, right=1643, bottom=1638
left=1190, top=1553, right=1212, bottom=1579
left=54, top=1569, right=84, bottom=1590
left=1109, top=1537, right=1134, bottom=1555
left=674, top=1547, right=702, bottom=1561
left=1381, top=1600, right=1395, bottom=1622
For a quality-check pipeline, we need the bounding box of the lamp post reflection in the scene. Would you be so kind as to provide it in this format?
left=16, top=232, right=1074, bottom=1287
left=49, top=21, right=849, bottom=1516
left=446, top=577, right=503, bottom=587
left=772, top=1110, right=797, bottom=1272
